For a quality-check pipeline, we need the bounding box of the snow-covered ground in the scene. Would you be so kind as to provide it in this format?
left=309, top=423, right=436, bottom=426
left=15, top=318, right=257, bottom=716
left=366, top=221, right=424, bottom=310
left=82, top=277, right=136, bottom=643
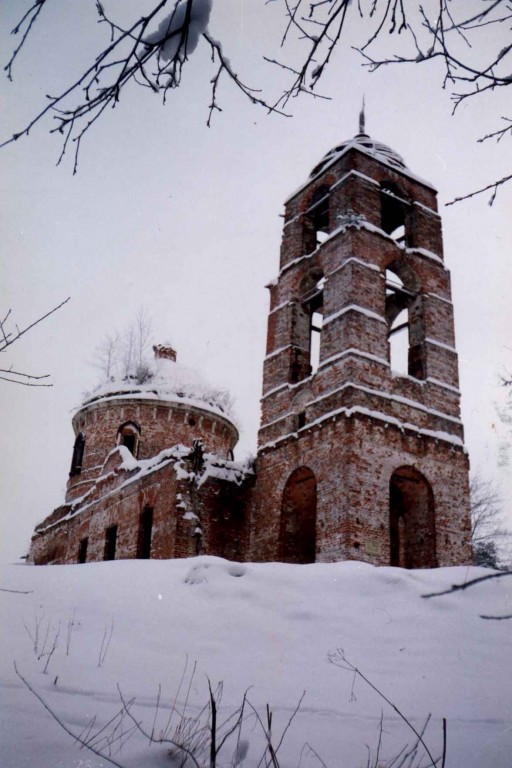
left=1, top=558, right=511, bottom=767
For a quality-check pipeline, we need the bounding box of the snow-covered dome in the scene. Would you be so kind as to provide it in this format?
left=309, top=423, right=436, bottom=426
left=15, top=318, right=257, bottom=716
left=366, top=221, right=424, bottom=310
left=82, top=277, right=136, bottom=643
left=310, top=131, right=407, bottom=178
left=82, top=344, right=234, bottom=419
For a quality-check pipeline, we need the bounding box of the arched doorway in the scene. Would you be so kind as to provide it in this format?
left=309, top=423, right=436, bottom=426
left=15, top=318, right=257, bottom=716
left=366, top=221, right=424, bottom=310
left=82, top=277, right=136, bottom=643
left=389, top=467, right=436, bottom=568
left=279, top=467, right=317, bottom=563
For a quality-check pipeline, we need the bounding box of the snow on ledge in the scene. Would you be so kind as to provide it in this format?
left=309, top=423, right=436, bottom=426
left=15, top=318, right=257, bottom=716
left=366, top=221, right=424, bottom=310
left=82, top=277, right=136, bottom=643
left=81, top=356, right=236, bottom=424
left=259, top=404, right=464, bottom=452
left=324, top=303, right=387, bottom=326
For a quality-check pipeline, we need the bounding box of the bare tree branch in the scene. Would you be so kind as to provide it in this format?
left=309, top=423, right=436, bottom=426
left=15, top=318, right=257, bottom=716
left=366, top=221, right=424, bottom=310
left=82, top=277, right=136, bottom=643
left=0, top=298, right=70, bottom=353
left=0, top=374, right=52, bottom=387
left=0, top=298, right=70, bottom=387
left=14, top=662, right=127, bottom=768
left=422, top=569, right=512, bottom=598
left=1, top=0, right=286, bottom=171
left=2, top=0, right=510, bottom=198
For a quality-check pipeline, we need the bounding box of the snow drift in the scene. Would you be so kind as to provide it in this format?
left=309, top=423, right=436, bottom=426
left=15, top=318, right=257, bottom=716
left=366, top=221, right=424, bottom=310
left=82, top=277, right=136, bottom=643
left=1, top=558, right=510, bottom=767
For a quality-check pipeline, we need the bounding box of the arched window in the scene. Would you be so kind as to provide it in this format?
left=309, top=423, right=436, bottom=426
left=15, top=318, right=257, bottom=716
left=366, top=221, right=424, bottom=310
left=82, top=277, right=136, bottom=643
left=117, top=421, right=141, bottom=457
left=290, top=273, right=325, bottom=383
left=279, top=466, right=317, bottom=563
left=380, top=182, right=409, bottom=243
left=385, top=266, right=426, bottom=379
left=386, top=269, right=410, bottom=375
left=389, top=467, right=436, bottom=568
left=306, top=276, right=325, bottom=375
left=303, top=185, right=330, bottom=253
left=69, top=432, right=85, bottom=477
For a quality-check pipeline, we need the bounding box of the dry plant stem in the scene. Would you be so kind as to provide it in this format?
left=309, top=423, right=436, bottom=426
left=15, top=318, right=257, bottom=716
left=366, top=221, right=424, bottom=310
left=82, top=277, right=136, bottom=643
left=43, top=624, right=60, bottom=673
left=247, top=690, right=305, bottom=768
left=161, top=656, right=197, bottom=740
left=23, top=610, right=43, bottom=655
left=328, top=649, right=441, bottom=767
left=14, top=662, right=127, bottom=768
left=37, top=616, right=51, bottom=660
left=117, top=684, right=203, bottom=768
left=207, top=680, right=248, bottom=766
left=98, top=620, right=114, bottom=666
left=441, top=718, right=446, bottom=768
left=299, top=742, right=329, bottom=768
left=66, top=610, right=76, bottom=656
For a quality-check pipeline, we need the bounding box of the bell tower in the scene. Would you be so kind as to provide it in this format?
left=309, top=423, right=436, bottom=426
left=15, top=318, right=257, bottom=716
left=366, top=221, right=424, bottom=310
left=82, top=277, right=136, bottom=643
left=250, top=118, right=472, bottom=567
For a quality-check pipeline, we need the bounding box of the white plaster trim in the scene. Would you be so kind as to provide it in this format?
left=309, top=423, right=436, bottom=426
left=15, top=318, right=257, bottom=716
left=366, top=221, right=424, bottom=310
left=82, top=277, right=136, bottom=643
left=324, top=304, right=387, bottom=326
left=306, top=381, right=461, bottom=424
left=413, top=200, right=440, bottom=217
left=426, top=377, right=461, bottom=394
left=427, top=292, right=452, bottom=306
left=259, top=412, right=291, bottom=430
left=425, top=337, right=457, bottom=353
left=405, top=246, right=443, bottom=265
left=268, top=300, right=292, bottom=315
left=259, top=405, right=463, bottom=452
left=327, top=257, right=381, bottom=278
left=319, top=348, right=390, bottom=369
left=265, top=344, right=293, bottom=361
left=261, top=382, right=289, bottom=400
left=330, top=168, right=380, bottom=191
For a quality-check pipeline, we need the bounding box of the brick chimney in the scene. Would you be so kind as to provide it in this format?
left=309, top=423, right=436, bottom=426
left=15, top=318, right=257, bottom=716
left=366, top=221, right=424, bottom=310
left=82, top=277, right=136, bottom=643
left=153, top=343, right=177, bottom=362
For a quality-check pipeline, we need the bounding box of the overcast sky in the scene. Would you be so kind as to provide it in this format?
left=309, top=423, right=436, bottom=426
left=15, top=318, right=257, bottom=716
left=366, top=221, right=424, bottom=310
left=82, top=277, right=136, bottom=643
left=1, top=1, right=511, bottom=563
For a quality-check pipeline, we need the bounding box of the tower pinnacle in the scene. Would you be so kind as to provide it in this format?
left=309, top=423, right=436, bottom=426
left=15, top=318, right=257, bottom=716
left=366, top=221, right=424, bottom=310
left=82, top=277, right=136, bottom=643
left=358, top=97, right=366, bottom=135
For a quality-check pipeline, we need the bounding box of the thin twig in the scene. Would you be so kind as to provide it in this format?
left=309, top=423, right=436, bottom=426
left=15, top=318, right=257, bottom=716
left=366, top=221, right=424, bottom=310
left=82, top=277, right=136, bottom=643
left=14, top=662, right=126, bottom=768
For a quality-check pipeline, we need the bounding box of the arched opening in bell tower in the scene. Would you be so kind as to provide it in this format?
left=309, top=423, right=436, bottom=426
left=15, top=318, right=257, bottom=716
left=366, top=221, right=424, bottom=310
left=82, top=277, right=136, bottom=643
left=385, top=265, right=426, bottom=380
left=380, top=181, right=409, bottom=243
left=279, top=466, right=317, bottom=563
left=291, top=273, right=325, bottom=382
left=307, top=276, right=325, bottom=374
left=389, top=467, right=436, bottom=568
left=386, top=269, right=410, bottom=375
left=303, top=185, right=330, bottom=253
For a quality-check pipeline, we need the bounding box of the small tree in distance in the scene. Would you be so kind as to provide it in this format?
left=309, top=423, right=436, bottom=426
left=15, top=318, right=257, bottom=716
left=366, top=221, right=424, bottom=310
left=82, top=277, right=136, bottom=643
left=470, top=474, right=511, bottom=569
left=94, top=308, right=154, bottom=384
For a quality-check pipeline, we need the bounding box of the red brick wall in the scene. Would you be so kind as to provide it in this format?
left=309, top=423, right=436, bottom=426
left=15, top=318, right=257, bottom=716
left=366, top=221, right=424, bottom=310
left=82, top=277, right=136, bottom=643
left=28, top=136, right=472, bottom=570
left=251, top=412, right=471, bottom=565
left=66, top=397, right=238, bottom=503
left=253, top=139, right=472, bottom=567
left=30, top=452, right=252, bottom=566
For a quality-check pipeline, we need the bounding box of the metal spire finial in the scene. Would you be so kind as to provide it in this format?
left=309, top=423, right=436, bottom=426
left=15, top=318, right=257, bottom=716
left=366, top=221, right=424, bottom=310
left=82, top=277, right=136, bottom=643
left=358, top=97, right=366, bottom=134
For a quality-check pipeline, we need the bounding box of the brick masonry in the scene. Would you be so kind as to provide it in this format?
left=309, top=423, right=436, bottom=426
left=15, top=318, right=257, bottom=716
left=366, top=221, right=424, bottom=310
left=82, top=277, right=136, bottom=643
left=250, top=131, right=472, bottom=566
left=29, top=130, right=472, bottom=568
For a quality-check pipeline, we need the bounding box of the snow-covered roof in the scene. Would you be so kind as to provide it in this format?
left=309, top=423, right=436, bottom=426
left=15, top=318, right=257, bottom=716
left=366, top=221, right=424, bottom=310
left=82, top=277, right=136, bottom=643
left=81, top=356, right=235, bottom=421
left=310, top=132, right=407, bottom=178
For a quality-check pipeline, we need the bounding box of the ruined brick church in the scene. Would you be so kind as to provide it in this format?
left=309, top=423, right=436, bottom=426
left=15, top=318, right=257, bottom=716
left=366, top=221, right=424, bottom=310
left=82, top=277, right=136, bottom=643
left=29, top=117, right=472, bottom=568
